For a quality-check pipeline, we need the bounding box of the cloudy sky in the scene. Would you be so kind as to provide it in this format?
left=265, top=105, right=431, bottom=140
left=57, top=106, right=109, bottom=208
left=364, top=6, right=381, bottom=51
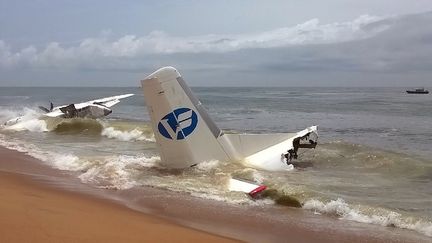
left=1, top=0, right=432, bottom=86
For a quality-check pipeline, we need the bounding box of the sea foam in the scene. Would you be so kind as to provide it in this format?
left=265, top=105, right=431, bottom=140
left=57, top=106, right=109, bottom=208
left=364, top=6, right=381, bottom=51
left=78, top=154, right=160, bottom=190
left=0, top=134, right=84, bottom=171
left=303, top=198, right=432, bottom=237
left=101, top=126, right=155, bottom=142
left=195, top=160, right=221, bottom=172
left=0, top=132, right=160, bottom=189
left=5, top=119, right=48, bottom=132
left=1, top=108, right=47, bottom=132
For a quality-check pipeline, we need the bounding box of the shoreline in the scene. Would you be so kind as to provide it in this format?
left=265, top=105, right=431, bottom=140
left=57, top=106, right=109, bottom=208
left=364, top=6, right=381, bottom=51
left=0, top=146, right=239, bottom=242
left=0, top=146, right=430, bottom=242
left=0, top=171, right=238, bottom=243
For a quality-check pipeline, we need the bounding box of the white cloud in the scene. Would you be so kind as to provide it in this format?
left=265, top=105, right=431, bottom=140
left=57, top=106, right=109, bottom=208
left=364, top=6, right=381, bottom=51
left=0, top=15, right=388, bottom=69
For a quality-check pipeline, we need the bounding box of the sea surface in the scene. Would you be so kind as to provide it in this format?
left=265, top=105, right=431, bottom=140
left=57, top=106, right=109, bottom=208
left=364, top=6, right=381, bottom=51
left=0, top=86, right=431, bottom=237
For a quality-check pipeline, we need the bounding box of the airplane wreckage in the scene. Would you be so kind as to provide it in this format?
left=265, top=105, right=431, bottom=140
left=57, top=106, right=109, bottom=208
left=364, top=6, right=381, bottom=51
left=4, top=94, right=134, bottom=126
left=2, top=67, right=318, bottom=199
left=140, top=67, right=318, bottom=198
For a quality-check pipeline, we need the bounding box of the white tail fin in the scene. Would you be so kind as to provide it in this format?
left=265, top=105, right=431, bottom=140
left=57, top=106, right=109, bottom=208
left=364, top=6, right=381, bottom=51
left=141, top=67, right=318, bottom=170
left=141, top=67, right=229, bottom=168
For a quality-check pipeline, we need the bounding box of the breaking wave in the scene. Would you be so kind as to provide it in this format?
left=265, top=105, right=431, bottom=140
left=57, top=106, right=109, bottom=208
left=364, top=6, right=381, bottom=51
left=50, top=118, right=103, bottom=134
left=1, top=108, right=156, bottom=142
left=0, top=133, right=160, bottom=189
left=0, top=107, right=48, bottom=132
left=303, top=198, right=432, bottom=237
left=49, top=119, right=156, bottom=142
left=101, top=126, right=155, bottom=142
left=0, top=107, right=37, bottom=123
left=5, top=118, right=48, bottom=132
left=194, top=160, right=221, bottom=172
left=0, top=134, right=84, bottom=171
left=78, top=154, right=160, bottom=190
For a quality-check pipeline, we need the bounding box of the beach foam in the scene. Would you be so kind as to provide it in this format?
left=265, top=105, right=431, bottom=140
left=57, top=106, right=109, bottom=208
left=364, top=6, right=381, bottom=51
left=101, top=126, right=155, bottom=142
left=5, top=119, right=48, bottom=132
left=0, top=134, right=83, bottom=171
left=79, top=155, right=160, bottom=189
left=194, top=160, right=221, bottom=172
left=1, top=107, right=47, bottom=132
left=303, top=198, right=432, bottom=237
left=2, top=110, right=156, bottom=143
left=0, top=132, right=160, bottom=189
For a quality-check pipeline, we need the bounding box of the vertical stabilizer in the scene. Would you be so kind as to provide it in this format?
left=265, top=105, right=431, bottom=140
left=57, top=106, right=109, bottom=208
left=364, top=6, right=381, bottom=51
left=141, top=67, right=229, bottom=168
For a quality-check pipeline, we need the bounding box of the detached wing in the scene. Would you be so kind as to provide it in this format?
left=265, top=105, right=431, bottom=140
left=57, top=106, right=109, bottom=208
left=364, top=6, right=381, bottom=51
left=86, top=94, right=134, bottom=107
left=44, top=94, right=134, bottom=117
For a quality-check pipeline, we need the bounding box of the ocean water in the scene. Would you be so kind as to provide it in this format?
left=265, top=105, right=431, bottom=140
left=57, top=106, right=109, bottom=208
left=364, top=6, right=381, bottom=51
left=0, top=86, right=431, bottom=237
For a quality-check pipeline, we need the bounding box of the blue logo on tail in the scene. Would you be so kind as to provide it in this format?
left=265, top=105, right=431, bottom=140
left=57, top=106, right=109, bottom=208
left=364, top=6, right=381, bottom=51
left=158, top=108, right=198, bottom=140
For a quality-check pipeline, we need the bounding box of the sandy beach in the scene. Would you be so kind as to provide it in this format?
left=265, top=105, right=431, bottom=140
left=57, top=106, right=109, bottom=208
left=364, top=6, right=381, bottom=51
left=0, top=175, right=237, bottom=243
left=0, top=148, right=237, bottom=243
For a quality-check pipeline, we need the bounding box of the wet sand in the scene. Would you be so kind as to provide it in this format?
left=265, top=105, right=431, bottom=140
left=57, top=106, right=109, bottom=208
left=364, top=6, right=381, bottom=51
left=0, top=147, right=237, bottom=243
left=0, top=172, right=239, bottom=243
left=0, top=146, right=430, bottom=243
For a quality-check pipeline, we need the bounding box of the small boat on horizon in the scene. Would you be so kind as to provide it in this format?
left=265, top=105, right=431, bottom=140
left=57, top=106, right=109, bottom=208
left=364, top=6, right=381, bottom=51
left=406, top=88, right=429, bottom=94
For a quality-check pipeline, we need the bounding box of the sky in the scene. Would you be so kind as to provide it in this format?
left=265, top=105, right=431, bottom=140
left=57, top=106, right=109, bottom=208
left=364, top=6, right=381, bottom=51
left=1, top=0, right=432, bottom=87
